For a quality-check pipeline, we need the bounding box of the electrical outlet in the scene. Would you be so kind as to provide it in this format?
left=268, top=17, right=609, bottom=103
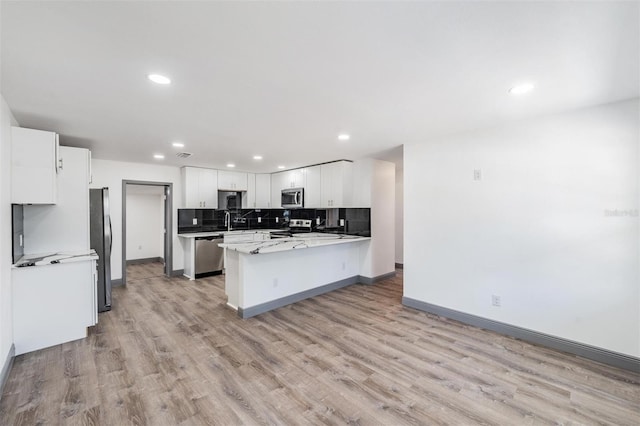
left=192, top=218, right=198, bottom=225
left=316, top=217, right=321, bottom=225
left=492, top=294, right=501, bottom=307
left=473, top=169, right=482, bottom=181
left=339, top=219, right=345, bottom=226
left=275, top=217, right=279, bottom=223
left=258, top=217, right=262, bottom=223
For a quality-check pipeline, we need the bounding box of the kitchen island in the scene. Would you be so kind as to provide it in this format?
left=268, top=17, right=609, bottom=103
left=220, top=234, right=371, bottom=318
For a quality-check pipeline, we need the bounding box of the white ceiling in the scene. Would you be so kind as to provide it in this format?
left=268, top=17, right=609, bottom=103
left=1, top=1, right=638, bottom=173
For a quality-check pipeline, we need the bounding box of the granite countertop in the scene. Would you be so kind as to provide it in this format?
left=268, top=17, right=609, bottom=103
left=219, top=234, right=370, bottom=255
left=13, top=249, right=99, bottom=268
left=178, top=229, right=280, bottom=238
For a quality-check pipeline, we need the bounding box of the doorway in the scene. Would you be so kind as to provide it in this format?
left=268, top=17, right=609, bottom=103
left=121, top=180, right=173, bottom=286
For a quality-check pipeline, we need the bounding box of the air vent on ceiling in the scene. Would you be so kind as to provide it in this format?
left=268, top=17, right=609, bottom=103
left=176, top=152, right=192, bottom=159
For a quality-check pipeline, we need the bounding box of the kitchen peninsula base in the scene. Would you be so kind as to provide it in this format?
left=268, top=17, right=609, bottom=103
left=222, top=236, right=371, bottom=318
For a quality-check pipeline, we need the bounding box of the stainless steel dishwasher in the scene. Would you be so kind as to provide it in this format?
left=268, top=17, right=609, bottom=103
left=195, top=235, right=224, bottom=278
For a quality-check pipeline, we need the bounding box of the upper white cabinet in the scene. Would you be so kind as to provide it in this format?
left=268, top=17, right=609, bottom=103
left=218, top=170, right=248, bottom=191
left=255, top=174, right=271, bottom=208
left=304, top=165, right=322, bottom=208
left=245, top=173, right=256, bottom=208
left=11, top=126, right=59, bottom=204
left=182, top=167, right=218, bottom=208
left=321, top=161, right=353, bottom=208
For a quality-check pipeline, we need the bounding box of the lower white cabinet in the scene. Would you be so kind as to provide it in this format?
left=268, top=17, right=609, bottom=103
left=12, top=260, right=98, bottom=355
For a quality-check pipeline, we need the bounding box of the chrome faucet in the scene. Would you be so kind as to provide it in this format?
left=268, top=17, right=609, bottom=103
left=224, top=211, right=231, bottom=231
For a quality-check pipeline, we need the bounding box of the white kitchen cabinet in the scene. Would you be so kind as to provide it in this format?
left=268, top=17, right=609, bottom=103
left=12, top=259, right=98, bottom=355
left=245, top=173, right=272, bottom=209
left=11, top=126, right=59, bottom=204
left=321, top=161, right=353, bottom=207
left=304, top=165, right=322, bottom=208
left=255, top=174, right=272, bottom=208
left=245, top=173, right=256, bottom=208
left=182, top=167, right=218, bottom=208
left=218, top=170, right=248, bottom=191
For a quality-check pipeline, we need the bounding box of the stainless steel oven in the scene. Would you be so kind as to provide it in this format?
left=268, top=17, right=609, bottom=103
left=281, top=187, right=304, bottom=208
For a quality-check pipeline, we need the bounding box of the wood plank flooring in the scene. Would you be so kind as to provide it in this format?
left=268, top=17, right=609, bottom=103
left=1, top=266, right=639, bottom=425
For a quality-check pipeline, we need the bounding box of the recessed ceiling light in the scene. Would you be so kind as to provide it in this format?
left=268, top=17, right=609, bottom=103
left=172, top=142, right=184, bottom=148
left=338, top=134, right=350, bottom=141
left=227, top=163, right=235, bottom=168
left=277, top=165, right=285, bottom=169
left=148, top=74, right=171, bottom=85
left=509, top=83, right=535, bottom=95
left=153, top=154, right=165, bottom=160
left=253, top=155, right=263, bottom=160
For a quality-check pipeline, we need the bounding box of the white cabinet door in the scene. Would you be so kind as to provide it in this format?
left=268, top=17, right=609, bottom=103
left=11, top=127, right=59, bottom=204
left=245, top=173, right=256, bottom=208
left=255, top=174, right=271, bottom=208
left=182, top=167, right=199, bottom=208
left=218, top=170, right=248, bottom=191
left=271, top=172, right=286, bottom=208
left=290, top=169, right=305, bottom=188
left=321, top=161, right=353, bottom=207
left=199, top=168, right=218, bottom=208
left=304, top=165, right=321, bottom=208
left=182, top=167, right=218, bottom=208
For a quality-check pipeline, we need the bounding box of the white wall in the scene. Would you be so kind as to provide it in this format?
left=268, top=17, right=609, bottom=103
left=405, top=99, right=639, bottom=357
left=90, top=159, right=183, bottom=280
left=0, top=95, right=17, bottom=367
left=126, top=192, right=164, bottom=261
left=355, top=158, right=396, bottom=279
left=395, top=166, right=404, bottom=265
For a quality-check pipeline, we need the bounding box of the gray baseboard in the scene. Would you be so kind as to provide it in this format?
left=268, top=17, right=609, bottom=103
left=0, top=344, right=15, bottom=399
left=111, top=278, right=123, bottom=287
left=395, top=262, right=404, bottom=269
left=171, top=269, right=184, bottom=277
left=358, top=271, right=396, bottom=285
left=402, top=297, right=640, bottom=373
left=238, top=276, right=361, bottom=318
left=126, top=257, right=163, bottom=265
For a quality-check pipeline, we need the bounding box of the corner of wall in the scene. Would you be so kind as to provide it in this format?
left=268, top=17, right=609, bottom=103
left=0, top=94, right=17, bottom=374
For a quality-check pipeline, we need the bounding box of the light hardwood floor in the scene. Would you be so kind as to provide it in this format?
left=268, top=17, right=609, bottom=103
left=1, top=266, right=639, bottom=425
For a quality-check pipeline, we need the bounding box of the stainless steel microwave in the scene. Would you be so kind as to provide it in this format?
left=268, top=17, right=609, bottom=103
left=281, top=187, right=304, bottom=209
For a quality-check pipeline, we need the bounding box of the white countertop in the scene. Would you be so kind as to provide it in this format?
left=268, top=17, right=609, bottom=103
left=13, top=249, right=99, bottom=268
left=219, top=234, right=370, bottom=254
left=178, top=229, right=280, bottom=238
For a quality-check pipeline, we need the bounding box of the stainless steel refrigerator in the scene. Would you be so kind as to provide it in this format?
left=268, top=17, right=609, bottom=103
left=90, top=187, right=112, bottom=312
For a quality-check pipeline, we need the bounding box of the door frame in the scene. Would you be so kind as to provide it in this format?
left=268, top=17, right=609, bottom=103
left=121, top=180, right=173, bottom=286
